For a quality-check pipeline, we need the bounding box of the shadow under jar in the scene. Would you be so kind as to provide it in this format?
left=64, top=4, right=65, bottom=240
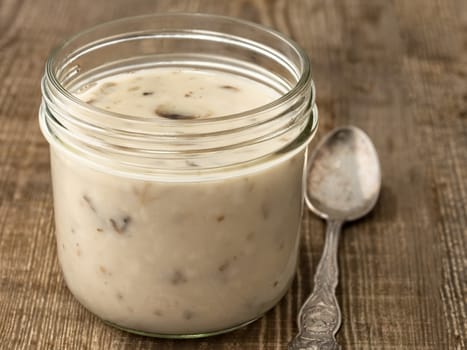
left=39, top=13, right=318, bottom=338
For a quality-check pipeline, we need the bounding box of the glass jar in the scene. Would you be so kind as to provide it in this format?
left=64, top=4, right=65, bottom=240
left=39, top=13, right=318, bottom=338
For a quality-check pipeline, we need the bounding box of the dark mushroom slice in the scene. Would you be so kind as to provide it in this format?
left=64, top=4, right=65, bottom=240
left=154, top=103, right=212, bottom=120
left=109, top=216, right=131, bottom=234
left=220, top=85, right=240, bottom=91
left=82, top=194, right=96, bottom=212
left=155, top=107, right=199, bottom=120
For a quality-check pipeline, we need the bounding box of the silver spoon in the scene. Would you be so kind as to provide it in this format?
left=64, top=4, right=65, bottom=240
left=288, top=126, right=381, bottom=350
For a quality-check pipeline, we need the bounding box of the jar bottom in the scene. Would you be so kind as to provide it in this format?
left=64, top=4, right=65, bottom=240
left=102, top=315, right=261, bottom=339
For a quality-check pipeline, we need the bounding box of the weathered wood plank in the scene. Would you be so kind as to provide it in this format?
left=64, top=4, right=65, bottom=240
left=0, top=0, right=465, bottom=349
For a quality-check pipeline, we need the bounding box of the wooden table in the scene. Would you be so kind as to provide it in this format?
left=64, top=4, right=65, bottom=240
left=0, top=0, right=465, bottom=349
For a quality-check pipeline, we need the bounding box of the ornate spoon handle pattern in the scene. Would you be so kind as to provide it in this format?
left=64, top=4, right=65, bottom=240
left=288, top=220, right=342, bottom=350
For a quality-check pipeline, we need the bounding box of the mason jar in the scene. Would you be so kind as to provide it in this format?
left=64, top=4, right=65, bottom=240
left=39, top=13, right=318, bottom=338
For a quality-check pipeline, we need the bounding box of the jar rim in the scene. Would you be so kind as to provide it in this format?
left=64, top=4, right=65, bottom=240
left=45, top=12, right=313, bottom=124
left=40, top=12, right=318, bottom=179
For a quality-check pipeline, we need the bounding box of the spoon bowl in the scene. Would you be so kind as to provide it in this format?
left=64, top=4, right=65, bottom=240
left=306, top=126, right=381, bottom=222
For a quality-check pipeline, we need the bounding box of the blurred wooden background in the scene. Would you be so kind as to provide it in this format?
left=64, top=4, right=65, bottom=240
left=0, top=0, right=465, bottom=349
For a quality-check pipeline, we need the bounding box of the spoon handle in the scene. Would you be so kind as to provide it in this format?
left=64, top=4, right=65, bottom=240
left=288, top=220, right=343, bottom=350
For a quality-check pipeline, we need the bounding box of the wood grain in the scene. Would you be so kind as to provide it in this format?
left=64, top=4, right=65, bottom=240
left=0, top=0, right=465, bottom=349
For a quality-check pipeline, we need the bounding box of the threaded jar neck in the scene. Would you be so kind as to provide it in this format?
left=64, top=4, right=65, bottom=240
left=39, top=13, right=317, bottom=180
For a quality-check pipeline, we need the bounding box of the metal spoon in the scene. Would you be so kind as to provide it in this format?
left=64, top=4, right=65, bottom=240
left=288, top=126, right=381, bottom=350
